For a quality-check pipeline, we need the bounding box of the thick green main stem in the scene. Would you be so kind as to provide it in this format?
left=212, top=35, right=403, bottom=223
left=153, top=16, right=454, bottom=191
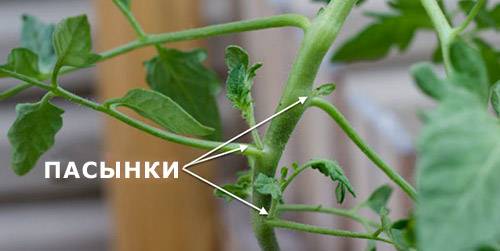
left=310, top=98, right=417, bottom=200
left=251, top=1, right=358, bottom=250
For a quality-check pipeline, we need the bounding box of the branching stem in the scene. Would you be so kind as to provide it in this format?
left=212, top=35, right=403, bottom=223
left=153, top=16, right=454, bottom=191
left=0, top=68, right=262, bottom=157
left=94, top=14, right=309, bottom=64
left=309, top=97, right=417, bottom=200
left=453, top=0, right=486, bottom=35
left=246, top=105, right=264, bottom=149
left=0, top=84, right=31, bottom=101
left=419, top=0, right=454, bottom=69
left=278, top=204, right=380, bottom=229
left=251, top=1, right=358, bottom=250
left=266, top=219, right=392, bottom=244
left=112, top=0, right=147, bottom=39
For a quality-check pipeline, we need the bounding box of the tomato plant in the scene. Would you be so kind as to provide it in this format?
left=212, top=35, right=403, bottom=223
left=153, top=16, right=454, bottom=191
left=1, top=0, right=499, bottom=250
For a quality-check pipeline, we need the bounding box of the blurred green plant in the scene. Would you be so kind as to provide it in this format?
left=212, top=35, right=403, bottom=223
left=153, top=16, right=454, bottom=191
left=0, top=0, right=499, bottom=250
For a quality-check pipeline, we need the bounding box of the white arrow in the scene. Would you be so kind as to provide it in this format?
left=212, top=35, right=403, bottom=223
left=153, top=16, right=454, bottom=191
left=183, top=168, right=269, bottom=215
left=183, top=96, right=308, bottom=169
left=183, top=144, right=248, bottom=169
left=181, top=96, right=307, bottom=216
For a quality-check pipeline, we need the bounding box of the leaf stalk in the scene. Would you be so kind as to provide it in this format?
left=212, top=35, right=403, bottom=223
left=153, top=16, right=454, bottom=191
left=266, top=219, right=392, bottom=244
left=309, top=97, right=417, bottom=200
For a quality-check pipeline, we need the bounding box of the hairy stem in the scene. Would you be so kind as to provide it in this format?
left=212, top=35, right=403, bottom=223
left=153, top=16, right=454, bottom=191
left=0, top=68, right=262, bottom=156
left=1, top=14, right=310, bottom=97
left=246, top=105, right=264, bottom=149
left=95, top=14, right=309, bottom=63
left=280, top=159, right=321, bottom=191
left=419, top=0, right=454, bottom=70
left=251, top=1, right=358, bottom=250
left=310, top=97, right=416, bottom=200
left=266, top=219, right=392, bottom=244
left=278, top=204, right=380, bottom=229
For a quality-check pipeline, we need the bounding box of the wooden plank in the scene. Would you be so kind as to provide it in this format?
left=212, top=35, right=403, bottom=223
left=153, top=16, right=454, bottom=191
left=94, top=1, right=220, bottom=250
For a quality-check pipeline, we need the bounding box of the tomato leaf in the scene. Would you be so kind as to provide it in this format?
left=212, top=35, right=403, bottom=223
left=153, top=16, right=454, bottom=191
left=413, top=40, right=492, bottom=103
left=389, top=217, right=416, bottom=250
left=145, top=47, right=221, bottom=139
left=459, top=0, right=498, bottom=30
left=473, top=38, right=500, bottom=85
left=112, top=89, right=214, bottom=136
left=417, top=91, right=500, bottom=251
left=224, top=45, right=262, bottom=114
left=53, top=15, right=100, bottom=71
left=366, top=184, right=393, bottom=214
left=410, top=63, right=450, bottom=100
left=332, top=0, right=432, bottom=62
left=254, top=173, right=282, bottom=200
left=214, top=171, right=252, bottom=202
left=492, top=82, right=500, bottom=116
left=0, top=48, right=42, bottom=79
left=8, top=99, right=64, bottom=175
left=309, top=159, right=356, bottom=203
left=449, top=39, right=490, bottom=102
left=21, top=15, right=56, bottom=74
left=313, top=83, right=336, bottom=97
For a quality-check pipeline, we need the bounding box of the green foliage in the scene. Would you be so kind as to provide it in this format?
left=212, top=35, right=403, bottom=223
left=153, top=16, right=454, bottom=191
left=332, top=0, right=432, bottom=62
left=224, top=45, right=262, bottom=116
left=492, top=82, right=500, bottom=116
left=8, top=98, right=64, bottom=175
left=21, top=15, right=56, bottom=73
left=477, top=245, right=500, bottom=251
left=111, top=89, right=215, bottom=136
left=413, top=40, right=491, bottom=104
left=433, top=1, right=500, bottom=85
left=449, top=39, right=490, bottom=101
left=410, top=63, right=449, bottom=100
left=474, top=38, right=500, bottom=85
left=380, top=209, right=415, bottom=250
left=413, top=24, right=500, bottom=250
left=53, top=15, right=100, bottom=75
left=417, top=91, right=500, bottom=251
left=313, top=83, right=336, bottom=97
left=366, top=184, right=393, bottom=214
left=459, top=0, right=499, bottom=30
left=0, top=48, right=42, bottom=79
left=2, top=1, right=500, bottom=250
left=145, top=47, right=221, bottom=139
left=385, top=217, right=416, bottom=250
left=215, top=171, right=252, bottom=202
left=254, top=173, right=282, bottom=200
left=280, top=167, right=289, bottom=181
left=309, top=159, right=355, bottom=203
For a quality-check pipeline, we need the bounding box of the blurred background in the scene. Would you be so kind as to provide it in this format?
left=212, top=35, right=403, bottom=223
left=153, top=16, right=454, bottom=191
left=0, top=0, right=497, bottom=250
